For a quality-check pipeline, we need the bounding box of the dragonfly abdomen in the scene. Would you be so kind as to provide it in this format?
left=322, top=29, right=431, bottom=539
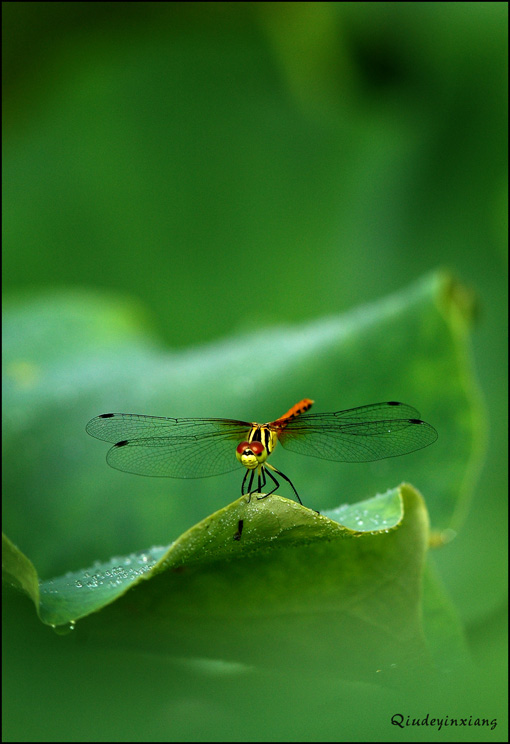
left=273, top=398, right=314, bottom=427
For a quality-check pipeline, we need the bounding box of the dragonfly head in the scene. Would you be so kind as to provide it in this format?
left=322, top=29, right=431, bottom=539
left=236, top=440, right=267, bottom=470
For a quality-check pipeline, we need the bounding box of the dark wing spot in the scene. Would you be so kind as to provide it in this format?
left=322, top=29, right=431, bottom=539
left=100, top=413, right=115, bottom=418
left=115, top=440, right=129, bottom=447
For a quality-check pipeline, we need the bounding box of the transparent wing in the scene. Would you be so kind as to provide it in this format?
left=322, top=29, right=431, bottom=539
left=277, top=402, right=437, bottom=462
left=86, top=413, right=250, bottom=478
left=86, top=413, right=252, bottom=443
left=286, top=401, right=423, bottom=422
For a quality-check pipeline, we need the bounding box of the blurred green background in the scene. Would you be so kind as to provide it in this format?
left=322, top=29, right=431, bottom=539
left=2, top=2, right=507, bottom=741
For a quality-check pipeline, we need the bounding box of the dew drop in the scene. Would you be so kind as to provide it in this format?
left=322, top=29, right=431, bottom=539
left=52, top=620, right=76, bottom=636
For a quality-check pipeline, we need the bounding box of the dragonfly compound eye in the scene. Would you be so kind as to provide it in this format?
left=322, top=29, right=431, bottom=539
left=236, top=440, right=267, bottom=469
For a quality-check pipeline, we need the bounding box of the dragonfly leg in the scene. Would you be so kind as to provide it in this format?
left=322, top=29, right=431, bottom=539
left=243, top=469, right=256, bottom=502
left=241, top=469, right=249, bottom=496
left=257, top=465, right=266, bottom=494
left=263, top=463, right=303, bottom=505
left=256, top=465, right=281, bottom=500
left=245, top=465, right=266, bottom=502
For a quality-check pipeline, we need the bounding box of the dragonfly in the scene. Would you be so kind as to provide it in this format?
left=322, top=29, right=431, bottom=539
left=86, top=399, right=437, bottom=506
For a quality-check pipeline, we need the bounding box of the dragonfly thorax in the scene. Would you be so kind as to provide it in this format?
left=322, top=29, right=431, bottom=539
left=248, top=424, right=278, bottom=455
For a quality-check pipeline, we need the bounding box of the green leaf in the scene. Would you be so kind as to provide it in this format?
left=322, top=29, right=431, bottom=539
left=2, top=533, right=40, bottom=607
left=6, top=487, right=403, bottom=627
left=5, top=484, right=447, bottom=678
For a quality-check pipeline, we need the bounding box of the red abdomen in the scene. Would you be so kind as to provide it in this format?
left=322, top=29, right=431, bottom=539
left=272, top=398, right=314, bottom=427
